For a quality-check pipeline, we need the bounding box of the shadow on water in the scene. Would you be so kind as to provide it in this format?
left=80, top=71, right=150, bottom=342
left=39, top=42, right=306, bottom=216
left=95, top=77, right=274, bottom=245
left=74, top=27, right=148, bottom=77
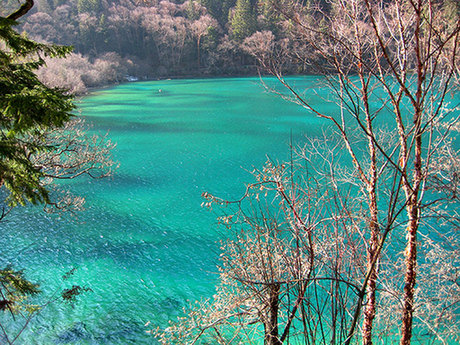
left=54, top=319, right=148, bottom=345
left=55, top=322, right=91, bottom=344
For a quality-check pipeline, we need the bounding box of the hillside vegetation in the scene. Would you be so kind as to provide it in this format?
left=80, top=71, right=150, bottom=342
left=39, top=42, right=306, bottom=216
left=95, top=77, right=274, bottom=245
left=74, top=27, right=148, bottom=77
left=0, top=0, right=319, bottom=92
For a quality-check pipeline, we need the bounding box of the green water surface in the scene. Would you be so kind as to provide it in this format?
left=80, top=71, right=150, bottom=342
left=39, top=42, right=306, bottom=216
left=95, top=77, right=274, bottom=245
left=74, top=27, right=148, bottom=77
left=1, top=77, right=329, bottom=344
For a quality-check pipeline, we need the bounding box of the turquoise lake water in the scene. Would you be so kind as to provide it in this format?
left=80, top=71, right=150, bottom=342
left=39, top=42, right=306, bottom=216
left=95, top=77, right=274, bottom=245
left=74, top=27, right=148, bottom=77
left=1, top=77, right=330, bottom=344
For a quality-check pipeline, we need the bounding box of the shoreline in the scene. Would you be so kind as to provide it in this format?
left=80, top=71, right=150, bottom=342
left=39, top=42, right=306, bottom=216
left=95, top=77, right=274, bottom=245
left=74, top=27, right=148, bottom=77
left=80, top=72, right=322, bottom=97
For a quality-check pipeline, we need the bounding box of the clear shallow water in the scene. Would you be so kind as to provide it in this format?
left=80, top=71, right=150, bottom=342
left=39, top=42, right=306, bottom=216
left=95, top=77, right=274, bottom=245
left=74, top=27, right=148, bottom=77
left=1, top=77, right=328, bottom=344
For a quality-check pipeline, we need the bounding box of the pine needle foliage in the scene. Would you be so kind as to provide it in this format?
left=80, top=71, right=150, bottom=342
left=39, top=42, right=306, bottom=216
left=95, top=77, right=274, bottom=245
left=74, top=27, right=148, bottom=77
left=0, top=267, right=40, bottom=314
left=0, top=17, right=74, bottom=207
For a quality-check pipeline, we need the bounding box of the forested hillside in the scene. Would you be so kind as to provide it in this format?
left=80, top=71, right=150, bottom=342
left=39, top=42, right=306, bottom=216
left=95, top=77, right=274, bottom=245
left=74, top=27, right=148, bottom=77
left=0, top=0, right=319, bottom=92
left=5, top=0, right=456, bottom=93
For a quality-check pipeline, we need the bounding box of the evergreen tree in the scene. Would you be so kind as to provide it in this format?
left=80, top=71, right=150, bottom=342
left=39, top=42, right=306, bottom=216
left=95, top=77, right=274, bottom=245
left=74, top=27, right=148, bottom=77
left=1, top=1, right=116, bottom=215
left=230, top=0, right=256, bottom=41
left=257, top=0, right=280, bottom=33
left=186, top=0, right=199, bottom=20
left=77, top=0, right=101, bottom=14
left=0, top=16, right=74, bottom=207
left=0, top=3, right=85, bottom=341
left=0, top=3, right=109, bottom=341
left=0, top=267, right=40, bottom=314
left=200, top=0, right=236, bottom=26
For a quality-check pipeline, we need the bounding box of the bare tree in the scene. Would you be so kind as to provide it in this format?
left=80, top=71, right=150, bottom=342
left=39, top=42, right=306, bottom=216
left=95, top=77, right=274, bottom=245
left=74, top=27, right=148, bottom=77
left=191, top=14, right=218, bottom=68
left=153, top=140, right=386, bottom=344
left=261, top=0, right=460, bottom=344
left=27, top=117, right=117, bottom=213
left=153, top=1, right=459, bottom=344
left=242, top=31, right=276, bottom=63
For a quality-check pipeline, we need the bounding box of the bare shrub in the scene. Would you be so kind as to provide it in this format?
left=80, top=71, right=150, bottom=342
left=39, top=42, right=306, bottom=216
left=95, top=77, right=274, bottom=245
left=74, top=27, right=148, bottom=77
left=37, top=52, right=129, bottom=94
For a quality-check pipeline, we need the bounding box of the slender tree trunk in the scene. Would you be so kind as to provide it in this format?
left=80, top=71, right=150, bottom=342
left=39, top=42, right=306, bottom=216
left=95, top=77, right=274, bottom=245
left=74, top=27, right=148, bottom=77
left=356, top=28, right=380, bottom=342
left=362, top=196, right=379, bottom=345
left=265, top=284, right=282, bottom=345
left=197, top=36, right=201, bottom=68
left=401, top=1, right=423, bottom=339
left=361, top=105, right=380, bottom=345
left=400, top=202, right=418, bottom=345
left=400, top=129, right=422, bottom=345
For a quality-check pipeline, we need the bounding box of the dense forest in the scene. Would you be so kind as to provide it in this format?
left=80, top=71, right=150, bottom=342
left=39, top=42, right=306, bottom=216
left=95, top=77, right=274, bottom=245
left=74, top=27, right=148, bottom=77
left=2, top=0, right=457, bottom=94
left=0, top=0, right=316, bottom=92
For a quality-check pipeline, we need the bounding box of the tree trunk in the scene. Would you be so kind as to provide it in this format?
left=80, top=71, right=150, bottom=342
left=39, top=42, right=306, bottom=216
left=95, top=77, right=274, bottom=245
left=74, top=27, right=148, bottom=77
left=7, top=0, right=34, bottom=20
left=401, top=2, right=423, bottom=337
left=357, top=45, right=380, bottom=345
left=400, top=202, right=418, bottom=345
left=264, top=284, right=282, bottom=345
left=197, top=36, right=201, bottom=68
left=400, top=129, right=422, bottom=345
left=362, top=209, right=379, bottom=345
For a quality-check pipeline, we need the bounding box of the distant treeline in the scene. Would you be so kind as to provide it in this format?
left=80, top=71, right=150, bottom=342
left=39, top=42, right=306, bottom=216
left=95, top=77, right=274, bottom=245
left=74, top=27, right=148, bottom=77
left=0, top=0, right=320, bottom=92
left=3, top=0, right=457, bottom=93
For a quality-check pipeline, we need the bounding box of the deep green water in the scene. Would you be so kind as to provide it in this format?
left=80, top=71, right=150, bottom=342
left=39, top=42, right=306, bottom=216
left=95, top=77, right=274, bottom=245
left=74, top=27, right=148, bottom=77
left=1, top=77, right=329, bottom=344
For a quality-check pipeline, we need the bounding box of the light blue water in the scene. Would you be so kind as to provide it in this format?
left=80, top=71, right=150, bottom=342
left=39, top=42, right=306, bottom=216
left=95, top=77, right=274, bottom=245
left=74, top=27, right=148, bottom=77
left=0, top=77, right=329, bottom=344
